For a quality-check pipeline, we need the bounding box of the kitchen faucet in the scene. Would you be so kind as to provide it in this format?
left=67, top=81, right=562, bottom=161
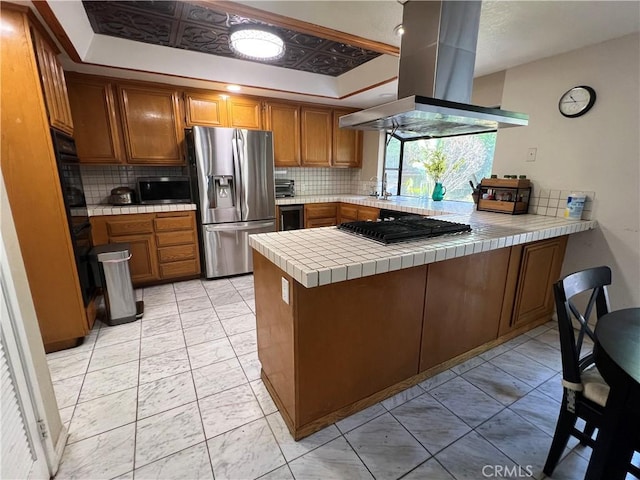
left=380, top=172, right=392, bottom=200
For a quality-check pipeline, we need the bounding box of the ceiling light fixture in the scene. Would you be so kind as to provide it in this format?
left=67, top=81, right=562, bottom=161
left=393, top=24, right=405, bottom=36
left=226, top=85, right=242, bottom=92
left=229, top=25, right=285, bottom=61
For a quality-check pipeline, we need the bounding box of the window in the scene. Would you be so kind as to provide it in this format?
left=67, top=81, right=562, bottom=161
left=382, top=132, right=497, bottom=202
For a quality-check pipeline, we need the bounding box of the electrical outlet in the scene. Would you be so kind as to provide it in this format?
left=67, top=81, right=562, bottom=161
left=526, top=148, right=537, bottom=162
left=281, top=277, right=289, bottom=304
left=298, top=183, right=306, bottom=192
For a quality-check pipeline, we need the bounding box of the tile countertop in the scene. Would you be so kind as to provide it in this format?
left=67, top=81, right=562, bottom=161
left=249, top=210, right=598, bottom=288
left=276, top=194, right=475, bottom=216
left=86, top=203, right=197, bottom=216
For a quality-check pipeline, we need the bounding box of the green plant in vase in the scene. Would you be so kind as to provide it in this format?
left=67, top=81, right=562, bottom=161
left=419, top=149, right=449, bottom=201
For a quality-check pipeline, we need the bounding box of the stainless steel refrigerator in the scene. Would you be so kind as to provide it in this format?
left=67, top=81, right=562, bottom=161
left=186, top=126, right=275, bottom=278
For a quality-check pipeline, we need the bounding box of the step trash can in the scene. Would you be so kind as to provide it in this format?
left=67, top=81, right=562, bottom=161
left=92, top=243, right=144, bottom=326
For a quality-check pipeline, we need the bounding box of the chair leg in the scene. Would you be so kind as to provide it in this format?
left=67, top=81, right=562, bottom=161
left=581, top=422, right=596, bottom=445
left=544, top=404, right=578, bottom=476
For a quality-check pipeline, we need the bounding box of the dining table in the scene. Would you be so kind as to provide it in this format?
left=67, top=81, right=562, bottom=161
left=585, top=307, right=640, bottom=480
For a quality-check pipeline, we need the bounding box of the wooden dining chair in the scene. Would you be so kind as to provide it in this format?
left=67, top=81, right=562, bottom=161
left=543, top=265, right=612, bottom=476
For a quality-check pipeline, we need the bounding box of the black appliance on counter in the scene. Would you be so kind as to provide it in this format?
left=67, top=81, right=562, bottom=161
left=338, top=216, right=471, bottom=244
left=137, top=176, right=192, bottom=204
left=278, top=204, right=304, bottom=231
left=50, top=129, right=96, bottom=306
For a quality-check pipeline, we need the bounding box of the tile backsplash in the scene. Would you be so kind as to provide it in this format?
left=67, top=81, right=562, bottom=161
left=274, top=167, right=360, bottom=195
left=81, top=165, right=596, bottom=221
left=528, top=187, right=595, bottom=220
left=81, top=165, right=184, bottom=205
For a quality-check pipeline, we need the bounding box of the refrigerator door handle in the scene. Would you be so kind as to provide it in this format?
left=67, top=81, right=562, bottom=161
left=204, top=220, right=275, bottom=232
left=231, top=130, right=244, bottom=220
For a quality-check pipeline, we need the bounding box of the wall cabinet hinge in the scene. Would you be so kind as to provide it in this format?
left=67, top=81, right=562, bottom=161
left=37, top=419, right=48, bottom=439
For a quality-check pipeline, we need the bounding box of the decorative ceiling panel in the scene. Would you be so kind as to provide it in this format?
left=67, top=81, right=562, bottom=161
left=82, top=1, right=382, bottom=76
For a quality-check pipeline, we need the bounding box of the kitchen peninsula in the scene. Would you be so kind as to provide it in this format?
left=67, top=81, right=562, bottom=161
left=249, top=201, right=597, bottom=439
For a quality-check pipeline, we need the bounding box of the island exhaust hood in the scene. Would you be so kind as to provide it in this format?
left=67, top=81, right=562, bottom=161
left=339, top=1, right=528, bottom=139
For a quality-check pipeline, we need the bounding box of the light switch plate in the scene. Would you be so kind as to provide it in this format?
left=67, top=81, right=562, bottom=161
left=281, top=277, right=289, bottom=304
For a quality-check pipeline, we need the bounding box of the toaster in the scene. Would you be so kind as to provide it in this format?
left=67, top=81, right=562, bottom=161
left=275, top=179, right=295, bottom=198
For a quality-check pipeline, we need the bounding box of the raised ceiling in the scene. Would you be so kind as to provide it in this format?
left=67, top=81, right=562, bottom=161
left=38, top=1, right=640, bottom=108
left=81, top=1, right=382, bottom=77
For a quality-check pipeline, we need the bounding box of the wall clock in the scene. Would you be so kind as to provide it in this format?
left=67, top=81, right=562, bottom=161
left=558, top=85, right=596, bottom=118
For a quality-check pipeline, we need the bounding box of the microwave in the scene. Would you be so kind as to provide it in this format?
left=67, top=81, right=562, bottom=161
left=137, top=176, right=192, bottom=204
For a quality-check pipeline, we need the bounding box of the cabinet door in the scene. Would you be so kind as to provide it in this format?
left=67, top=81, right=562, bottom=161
left=511, top=237, right=568, bottom=329
left=107, top=234, right=160, bottom=285
left=31, top=27, right=74, bottom=135
left=264, top=102, right=301, bottom=167
left=420, top=248, right=510, bottom=371
left=184, top=90, right=228, bottom=127
left=67, top=75, right=125, bottom=164
left=301, top=107, right=332, bottom=167
left=332, top=109, right=362, bottom=168
left=227, top=96, right=262, bottom=129
left=338, top=204, right=358, bottom=223
left=357, top=206, right=380, bottom=221
left=118, top=84, right=184, bottom=165
left=304, top=203, right=338, bottom=220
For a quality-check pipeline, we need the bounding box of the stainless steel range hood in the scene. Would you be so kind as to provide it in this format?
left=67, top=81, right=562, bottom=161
left=339, top=1, right=528, bottom=139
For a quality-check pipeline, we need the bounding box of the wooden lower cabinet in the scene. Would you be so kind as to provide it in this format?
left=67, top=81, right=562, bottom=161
left=356, top=205, right=380, bottom=221
left=420, top=248, right=510, bottom=371
left=110, top=234, right=159, bottom=284
left=499, top=236, right=568, bottom=335
left=91, top=211, right=200, bottom=286
left=338, top=203, right=358, bottom=223
left=304, top=203, right=337, bottom=228
left=337, top=203, right=379, bottom=223
left=254, top=235, right=569, bottom=439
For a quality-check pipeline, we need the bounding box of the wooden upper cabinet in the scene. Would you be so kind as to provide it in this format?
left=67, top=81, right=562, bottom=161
left=227, top=96, right=263, bottom=129
left=30, top=26, right=73, bottom=135
left=184, top=90, right=228, bottom=127
left=264, top=102, right=301, bottom=167
left=332, top=109, right=362, bottom=168
left=118, top=84, right=184, bottom=165
left=66, top=75, right=125, bottom=164
left=301, top=106, right=332, bottom=167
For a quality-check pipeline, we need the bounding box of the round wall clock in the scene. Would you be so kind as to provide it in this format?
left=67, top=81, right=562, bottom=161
left=558, top=85, right=596, bottom=118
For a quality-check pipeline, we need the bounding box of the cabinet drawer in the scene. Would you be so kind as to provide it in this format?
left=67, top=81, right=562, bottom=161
left=154, top=215, right=193, bottom=232
left=156, top=230, right=197, bottom=247
left=306, top=217, right=337, bottom=228
left=106, top=218, right=154, bottom=236
left=305, top=203, right=337, bottom=219
left=158, top=244, right=197, bottom=263
left=160, top=259, right=200, bottom=278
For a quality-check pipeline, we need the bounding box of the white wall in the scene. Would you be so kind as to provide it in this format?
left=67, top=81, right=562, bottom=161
left=494, top=33, right=640, bottom=308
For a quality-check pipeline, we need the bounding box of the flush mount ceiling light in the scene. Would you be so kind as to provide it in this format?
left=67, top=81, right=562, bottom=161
left=229, top=25, right=285, bottom=61
left=393, top=24, right=405, bottom=36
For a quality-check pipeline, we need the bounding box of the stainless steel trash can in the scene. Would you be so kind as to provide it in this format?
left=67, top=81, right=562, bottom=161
left=93, top=243, right=143, bottom=325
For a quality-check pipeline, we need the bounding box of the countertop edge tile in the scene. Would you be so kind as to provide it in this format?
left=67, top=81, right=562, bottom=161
left=87, top=204, right=197, bottom=216
left=250, top=210, right=597, bottom=289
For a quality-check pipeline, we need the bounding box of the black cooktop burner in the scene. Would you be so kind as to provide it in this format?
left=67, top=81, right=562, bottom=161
left=338, top=217, right=472, bottom=244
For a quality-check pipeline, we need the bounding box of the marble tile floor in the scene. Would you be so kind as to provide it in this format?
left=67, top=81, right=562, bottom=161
left=48, top=275, right=599, bottom=480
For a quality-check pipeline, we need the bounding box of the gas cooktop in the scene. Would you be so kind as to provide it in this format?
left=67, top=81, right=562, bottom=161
left=338, top=217, right=472, bottom=244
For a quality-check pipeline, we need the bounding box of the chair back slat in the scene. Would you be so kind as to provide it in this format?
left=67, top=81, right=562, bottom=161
left=554, top=266, right=612, bottom=385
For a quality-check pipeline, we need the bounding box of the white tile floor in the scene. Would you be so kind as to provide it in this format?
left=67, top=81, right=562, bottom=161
left=48, top=275, right=598, bottom=480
